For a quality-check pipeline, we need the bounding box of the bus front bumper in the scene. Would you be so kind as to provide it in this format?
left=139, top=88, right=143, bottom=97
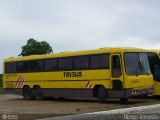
left=131, top=87, right=153, bottom=96
left=107, top=87, right=153, bottom=98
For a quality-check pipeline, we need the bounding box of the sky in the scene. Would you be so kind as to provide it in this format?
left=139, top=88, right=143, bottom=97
left=0, top=0, right=160, bottom=73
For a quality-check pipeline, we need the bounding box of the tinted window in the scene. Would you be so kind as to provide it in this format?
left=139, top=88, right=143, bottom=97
left=17, top=61, right=29, bottom=72
left=45, top=59, right=58, bottom=71
left=147, top=53, right=159, bottom=74
left=59, top=57, right=72, bottom=70
left=74, top=56, right=89, bottom=69
left=29, top=60, right=44, bottom=71
left=112, top=55, right=122, bottom=77
left=147, top=53, right=160, bottom=81
left=91, top=54, right=109, bottom=68
left=5, top=62, right=16, bottom=73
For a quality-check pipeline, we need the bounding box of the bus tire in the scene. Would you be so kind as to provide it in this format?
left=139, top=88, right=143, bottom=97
left=153, top=95, right=160, bottom=99
left=23, top=86, right=35, bottom=100
left=97, top=86, right=107, bottom=103
left=120, top=98, right=128, bottom=103
left=33, top=86, right=43, bottom=100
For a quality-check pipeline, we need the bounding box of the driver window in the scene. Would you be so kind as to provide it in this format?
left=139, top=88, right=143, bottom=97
left=112, top=55, right=122, bottom=78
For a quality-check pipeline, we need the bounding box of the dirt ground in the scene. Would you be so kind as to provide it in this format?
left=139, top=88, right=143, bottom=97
left=0, top=94, right=160, bottom=120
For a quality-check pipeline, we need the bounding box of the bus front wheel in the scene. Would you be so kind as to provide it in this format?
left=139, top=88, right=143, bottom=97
left=97, top=86, right=107, bottom=103
left=120, top=98, right=128, bottom=103
left=23, top=86, right=35, bottom=100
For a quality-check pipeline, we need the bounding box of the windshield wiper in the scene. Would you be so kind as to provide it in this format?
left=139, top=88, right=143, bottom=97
left=136, top=61, right=143, bottom=76
left=136, top=66, right=140, bottom=76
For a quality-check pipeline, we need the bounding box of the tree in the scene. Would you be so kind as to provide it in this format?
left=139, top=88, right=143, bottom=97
left=19, top=38, right=53, bottom=56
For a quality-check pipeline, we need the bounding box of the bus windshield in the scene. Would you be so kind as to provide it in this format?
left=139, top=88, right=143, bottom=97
left=124, top=53, right=151, bottom=75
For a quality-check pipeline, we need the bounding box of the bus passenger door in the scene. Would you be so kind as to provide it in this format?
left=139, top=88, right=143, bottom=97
left=109, top=54, right=124, bottom=98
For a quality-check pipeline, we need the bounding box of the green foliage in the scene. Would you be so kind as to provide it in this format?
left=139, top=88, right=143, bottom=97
left=19, top=38, right=53, bottom=56
left=0, top=74, right=2, bottom=87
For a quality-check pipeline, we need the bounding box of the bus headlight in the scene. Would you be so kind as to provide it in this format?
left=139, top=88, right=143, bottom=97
left=149, top=88, right=153, bottom=93
left=135, top=91, right=137, bottom=95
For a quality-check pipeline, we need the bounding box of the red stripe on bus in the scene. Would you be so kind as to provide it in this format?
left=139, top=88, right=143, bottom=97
left=89, top=84, right=92, bottom=88
left=85, top=81, right=90, bottom=88
left=19, top=78, right=24, bottom=88
left=15, top=75, right=22, bottom=88
left=18, top=76, right=24, bottom=88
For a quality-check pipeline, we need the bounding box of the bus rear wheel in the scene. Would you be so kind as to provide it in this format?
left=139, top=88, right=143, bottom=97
left=23, top=86, right=35, bottom=100
left=120, top=98, right=128, bottom=103
left=97, top=86, right=107, bottom=103
left=33, top=86, right=43, bottom=100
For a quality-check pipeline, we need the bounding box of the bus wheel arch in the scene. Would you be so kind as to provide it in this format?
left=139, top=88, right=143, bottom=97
left=23, top=85, right=35, bottom=100
left=33, top=85, right=44, bottom=100
left=93, top=85, right=107, bottom=103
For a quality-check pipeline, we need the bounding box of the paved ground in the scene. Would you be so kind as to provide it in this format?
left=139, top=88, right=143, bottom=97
left=1, top=94, right=160, bottom=120
left=39, top=104, right=160, bottom=120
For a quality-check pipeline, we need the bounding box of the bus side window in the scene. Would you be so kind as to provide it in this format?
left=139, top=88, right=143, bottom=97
left=112, top=55, right=122, bottom=78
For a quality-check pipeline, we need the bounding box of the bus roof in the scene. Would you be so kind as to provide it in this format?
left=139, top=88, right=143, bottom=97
left=4, top=47, right=146, bottom=62
left=147, top=49, right=160, bottom=55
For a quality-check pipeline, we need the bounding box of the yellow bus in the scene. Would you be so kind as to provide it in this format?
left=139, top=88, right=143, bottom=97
left=3, top=47, right=153, bottom=102
left=147, top=50, right=160, bottom=96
